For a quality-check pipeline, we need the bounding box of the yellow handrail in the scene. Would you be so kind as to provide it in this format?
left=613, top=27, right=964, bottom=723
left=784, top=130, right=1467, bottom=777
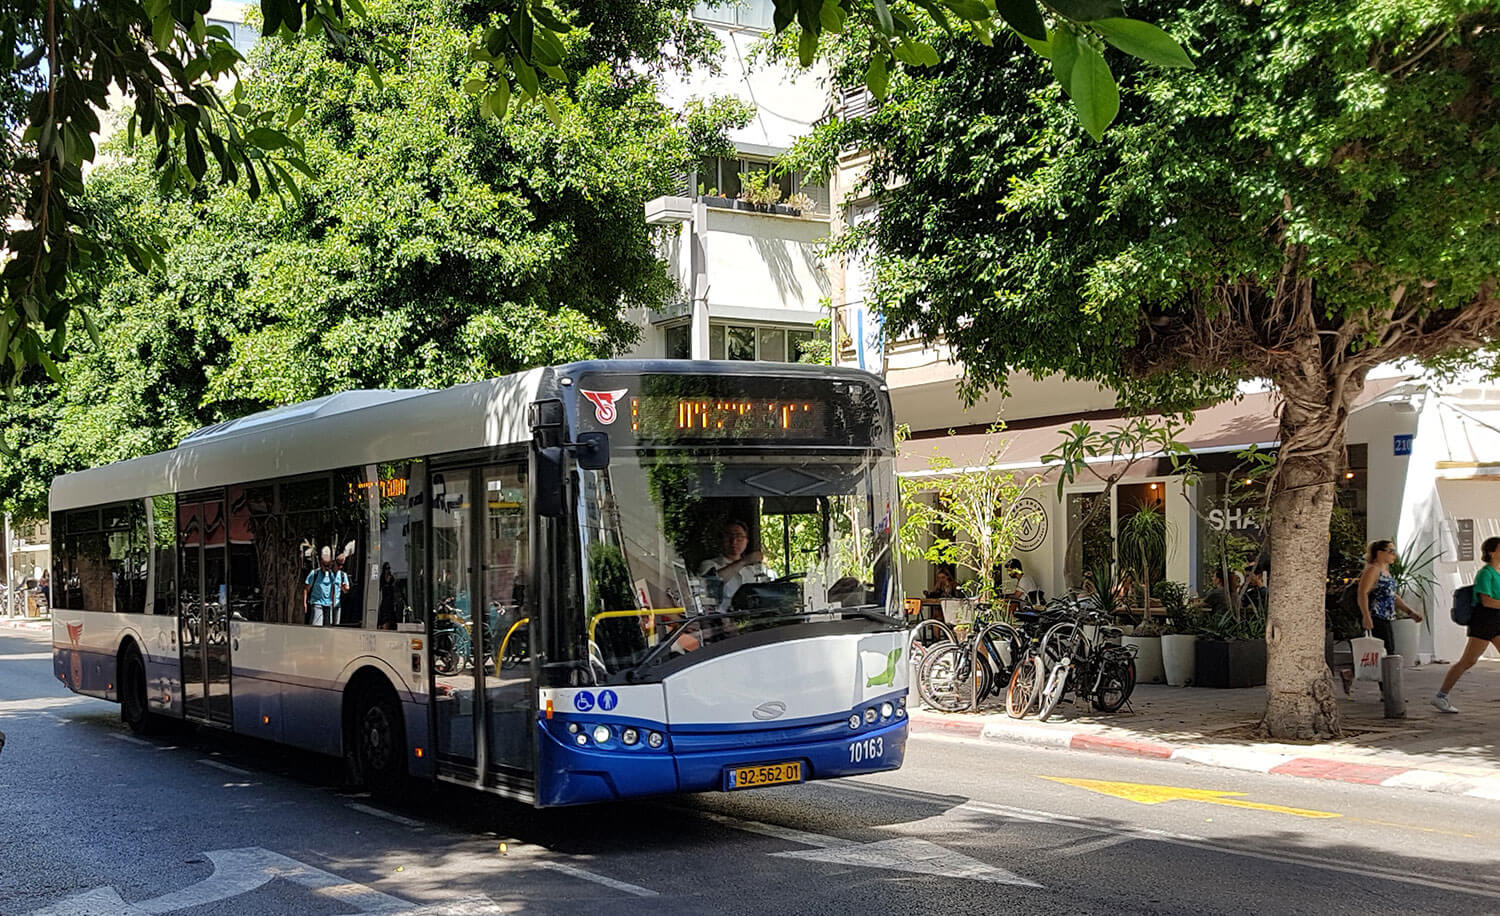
left=497, top=616, right=530, bottom=662
left=588, top=607, right=686, bottom=641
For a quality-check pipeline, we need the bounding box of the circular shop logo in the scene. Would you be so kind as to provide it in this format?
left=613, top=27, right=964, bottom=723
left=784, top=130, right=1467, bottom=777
left=1013, top=497, right=1048, bottom=552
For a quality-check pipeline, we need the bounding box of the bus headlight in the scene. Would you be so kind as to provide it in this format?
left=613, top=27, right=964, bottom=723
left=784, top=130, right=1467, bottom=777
left=864, top=708, right=879, bottom=725
left=647, top=731, right=664, bottom=749
left=880, top=702, right=894, bottom=719
left=622, top=727, right=639, bottom=745
left=567, top=723, right=580, bottom=734
left=574, top=733, right=588, bottom=746
left=848, top=714, right=861, bottom=729
left=592, top=725, right=611, bottom=744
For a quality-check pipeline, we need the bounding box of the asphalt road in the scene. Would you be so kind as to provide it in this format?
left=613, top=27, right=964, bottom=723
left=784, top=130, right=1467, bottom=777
left=3, top=626, right=1498, bottom=915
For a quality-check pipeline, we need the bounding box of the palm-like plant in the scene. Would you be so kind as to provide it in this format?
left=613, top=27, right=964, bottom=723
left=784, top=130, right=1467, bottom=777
left=1118, top=502, right=1168, bottom=624
left=1389, top=540, right=1440, bottom=621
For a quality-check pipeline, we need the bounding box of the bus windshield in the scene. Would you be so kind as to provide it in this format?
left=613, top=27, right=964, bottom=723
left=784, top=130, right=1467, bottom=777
left=578, top=448, right=900, bottom=679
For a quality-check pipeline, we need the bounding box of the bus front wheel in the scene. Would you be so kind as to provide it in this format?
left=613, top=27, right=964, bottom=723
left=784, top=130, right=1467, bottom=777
left=354, top=688, right=407, bottom=798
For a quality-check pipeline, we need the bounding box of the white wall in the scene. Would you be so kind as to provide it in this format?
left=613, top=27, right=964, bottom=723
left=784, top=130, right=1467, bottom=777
left=701, top=208, right=830, bottom=317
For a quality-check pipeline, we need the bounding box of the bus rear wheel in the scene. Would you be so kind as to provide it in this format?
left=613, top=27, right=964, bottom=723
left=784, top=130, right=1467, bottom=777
left=120, top=647, right=164, bottom=736
left=354, top=689, right=407, bottom=798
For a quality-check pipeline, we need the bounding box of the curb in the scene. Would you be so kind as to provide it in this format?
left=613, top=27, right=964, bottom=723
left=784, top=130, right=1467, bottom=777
left=909, top=711, right=1500, bottom=802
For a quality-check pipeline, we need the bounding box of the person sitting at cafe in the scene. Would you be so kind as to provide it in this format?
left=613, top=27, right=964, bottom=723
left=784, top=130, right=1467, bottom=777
left=924, top=566, right=964, bottom=599
left=1003, top=558, right=1040, bottom=604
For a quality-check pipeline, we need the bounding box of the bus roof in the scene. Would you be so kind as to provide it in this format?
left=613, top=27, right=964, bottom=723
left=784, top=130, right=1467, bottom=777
left=50, top=369, right=546, bottom=513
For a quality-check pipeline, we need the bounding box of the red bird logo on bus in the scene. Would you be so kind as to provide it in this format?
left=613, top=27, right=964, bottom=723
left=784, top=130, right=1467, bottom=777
left=581, top=388, right=628, bottom=425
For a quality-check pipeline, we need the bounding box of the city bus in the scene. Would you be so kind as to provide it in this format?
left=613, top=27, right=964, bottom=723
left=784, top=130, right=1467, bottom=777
left=49, top=360, right=908, bottom=805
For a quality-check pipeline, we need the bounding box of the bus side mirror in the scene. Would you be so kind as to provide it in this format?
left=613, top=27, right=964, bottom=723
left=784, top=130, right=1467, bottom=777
left=574, top=432, right=610, bottom=470
left=536, top=446, right=565, bottom=518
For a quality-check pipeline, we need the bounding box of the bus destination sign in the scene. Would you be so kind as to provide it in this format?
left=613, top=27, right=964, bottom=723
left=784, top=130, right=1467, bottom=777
left=629, top=397, right=826, bottom=440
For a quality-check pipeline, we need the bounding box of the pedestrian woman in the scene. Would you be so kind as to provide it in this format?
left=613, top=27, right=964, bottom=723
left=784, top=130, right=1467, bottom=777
left=1357, top=539, right=1423, bottom=655
left=1433, top=535, right=1500, bottom=714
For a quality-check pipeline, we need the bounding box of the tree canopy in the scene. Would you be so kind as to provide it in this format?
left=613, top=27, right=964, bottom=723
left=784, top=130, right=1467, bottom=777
left=813, top=0, right=1499, bottom=737
left=0, top=0, right=748, bottom=518
left=0, top=0, right=1186, bottom=392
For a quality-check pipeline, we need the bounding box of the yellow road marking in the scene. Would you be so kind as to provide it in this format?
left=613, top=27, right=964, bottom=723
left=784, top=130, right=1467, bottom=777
left=1043, top=776, right=1341, bottom=820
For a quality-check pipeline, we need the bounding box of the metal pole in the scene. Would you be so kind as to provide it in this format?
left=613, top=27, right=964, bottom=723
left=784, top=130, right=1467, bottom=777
left=1380, top=654, right=1405, bottom=718
left=3, top=512, right=12, bottom=617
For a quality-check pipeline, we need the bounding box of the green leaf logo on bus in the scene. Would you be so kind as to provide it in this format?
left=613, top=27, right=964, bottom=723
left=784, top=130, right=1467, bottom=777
left=865, top=647, right=903, bottom=688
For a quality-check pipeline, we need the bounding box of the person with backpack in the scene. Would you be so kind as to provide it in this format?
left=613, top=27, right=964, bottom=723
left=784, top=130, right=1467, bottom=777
left=1433, top=535, right=1500, bottom=714
left=1357, top=539, right=1423, bottom=654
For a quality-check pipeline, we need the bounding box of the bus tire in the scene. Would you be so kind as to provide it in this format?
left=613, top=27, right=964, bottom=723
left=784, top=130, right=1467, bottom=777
left=119, top=645, right=164, bottom=736
left=353, top=687, right=407, bottom=798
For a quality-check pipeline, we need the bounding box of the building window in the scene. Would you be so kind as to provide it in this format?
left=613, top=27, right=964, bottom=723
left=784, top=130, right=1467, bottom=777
left=695, top=155, right=827, bottom=213
left=705, top=322, right=815, bottom=362
left=692, top=0, right=773, bottom=30
left=664, top=324, right=691, bottom=360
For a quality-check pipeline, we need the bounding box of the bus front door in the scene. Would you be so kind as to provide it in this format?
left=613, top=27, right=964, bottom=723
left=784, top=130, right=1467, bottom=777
left=430, top=462, right=534, bottom=792
left=179, top=493, right=232, bottom=725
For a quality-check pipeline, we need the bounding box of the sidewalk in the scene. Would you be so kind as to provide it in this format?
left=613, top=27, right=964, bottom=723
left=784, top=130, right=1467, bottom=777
left=0, top=614, right=50, bottom=632
left=910, top=657, right=1500, bottom=801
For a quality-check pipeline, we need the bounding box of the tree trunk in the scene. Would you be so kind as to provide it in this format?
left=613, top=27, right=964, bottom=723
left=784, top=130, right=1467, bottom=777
left=1261, top=368, right=1353, bottom=739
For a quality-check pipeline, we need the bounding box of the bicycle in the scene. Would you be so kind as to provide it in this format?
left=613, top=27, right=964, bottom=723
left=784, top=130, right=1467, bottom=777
left=917, top=609, right=1019, bottom=712
left=1035, top=609, right=1136, bottom=721
left=1003, top=595, right=1095, bottom=719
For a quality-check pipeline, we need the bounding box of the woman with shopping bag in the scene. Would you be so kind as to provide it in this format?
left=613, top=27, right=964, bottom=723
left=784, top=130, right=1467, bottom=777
left=1356, top=540, right=1422, bottom=655
left=1432, top=536, right=1500, bottom=714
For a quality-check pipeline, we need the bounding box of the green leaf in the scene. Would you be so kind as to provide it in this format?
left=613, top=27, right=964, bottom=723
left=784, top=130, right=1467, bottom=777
left=246, top=127, right=294, bottom=150
left=540, top=93, right=563, bottom=126
left=464, top=78, right=487, bottom=95
left=1049, top=28, right=1080, bottom=97
left=514, top=59, right=538, bottom=96
left=910, top=40, right=940, bottom=66
left=872, top=0, right=895, bottom=35
left=1092, top=18, right=1194, bottom=68
left=286, top=103, right=306, bottom=127
left=819, top=3, right=846, bottom=32
left=1046, top=0, right=1125, bottom=21
left=366, top=60, right=385, bottom=91
left=946, top=0, right=990, bottom=20
left=1070, top=38, right=1118, bottom=140
left=490, top=78, right=511, bottom=119
left=798, top=28, right=817, bottom=67
left=866, top=54, right=889, bottom=100
left=994, top=0, right=1047, bottom=41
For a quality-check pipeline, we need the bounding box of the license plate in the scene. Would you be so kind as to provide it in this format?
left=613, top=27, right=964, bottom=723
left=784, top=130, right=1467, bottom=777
left=725, top=761, right=803, bottom=790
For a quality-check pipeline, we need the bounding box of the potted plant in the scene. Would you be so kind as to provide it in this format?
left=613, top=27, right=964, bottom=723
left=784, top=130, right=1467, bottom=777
left=1154, top=581, right=1198, bottom=686
left=783, top=191, right=815, bottom=216
left=1117, top=502, right=1168, bottom=683
left=1193, top=603, right=1267, bottom=688
left=697, top=183, right=733, bottom=209
left=737, top=170, right=782, bottom=212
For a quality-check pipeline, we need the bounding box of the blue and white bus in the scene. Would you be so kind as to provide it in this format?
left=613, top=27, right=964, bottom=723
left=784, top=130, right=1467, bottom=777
left=49, top=360, right=908, bottom=805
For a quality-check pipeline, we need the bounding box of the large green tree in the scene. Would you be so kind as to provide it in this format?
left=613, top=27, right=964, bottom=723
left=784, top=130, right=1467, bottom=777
left=0, top=0, right=1183, bottom=389
left=813, top=0, right=1500, bottom=737
left=0, top=0, right=748, bottom=517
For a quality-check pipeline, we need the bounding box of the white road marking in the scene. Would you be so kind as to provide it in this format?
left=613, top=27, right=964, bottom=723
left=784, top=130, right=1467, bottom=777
left=697, top=809, right=1040, bottom=886
left=771, top=837, right=1042, bottom=886
left=1048, top=834, right=1137, bottom=858
left=884, top=794, right=1500, bottom=900
left=0, top=651, right=55, bottom=660
left=196, top=759, right=251, bottom=776
left=112, top=734, right=152, bottom=746
left=26, top=886, right=148, bottom=916
left=535, top=861, right=659, bottom=897
left=347, top=802, right=428, bottom=829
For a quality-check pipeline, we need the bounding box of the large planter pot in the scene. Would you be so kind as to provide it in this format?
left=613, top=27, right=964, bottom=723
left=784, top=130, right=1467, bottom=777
left=1121, top=635, right=1164, bottom=684
left=1162, top=634, right=1198, bottom=687
left=1392, top=617, right=1421, bottom=665
left=1194, top=638, right=1267, bottom=688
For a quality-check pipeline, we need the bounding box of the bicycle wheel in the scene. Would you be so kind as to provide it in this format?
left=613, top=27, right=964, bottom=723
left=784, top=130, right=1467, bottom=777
left=1037, top=660, right=1072, bottom=722
left=910, top=639, right=953, bottom=708
left=1005, top=654, right=1042, bottom=719
left=919, top=644, right=990, bottom=713
left=1039, top=622, right=1077, bottom=675
left=1091, top=656, right=1137, bottom=713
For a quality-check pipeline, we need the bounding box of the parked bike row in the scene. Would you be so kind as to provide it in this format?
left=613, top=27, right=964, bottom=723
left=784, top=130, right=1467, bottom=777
left=911, top=594, right=1138, bottom=721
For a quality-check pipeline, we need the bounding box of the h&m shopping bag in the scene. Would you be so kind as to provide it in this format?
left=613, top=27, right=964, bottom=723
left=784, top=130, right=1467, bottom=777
left=1352, top=632, right=1386, bottom=682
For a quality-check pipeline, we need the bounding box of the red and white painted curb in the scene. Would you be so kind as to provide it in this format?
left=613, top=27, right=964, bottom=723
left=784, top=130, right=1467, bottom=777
left=909, top=711, right=1500, bottom=801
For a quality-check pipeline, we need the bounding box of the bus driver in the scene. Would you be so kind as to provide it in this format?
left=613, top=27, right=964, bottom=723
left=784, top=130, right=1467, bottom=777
left=698, top=520, right=771, bottom=610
